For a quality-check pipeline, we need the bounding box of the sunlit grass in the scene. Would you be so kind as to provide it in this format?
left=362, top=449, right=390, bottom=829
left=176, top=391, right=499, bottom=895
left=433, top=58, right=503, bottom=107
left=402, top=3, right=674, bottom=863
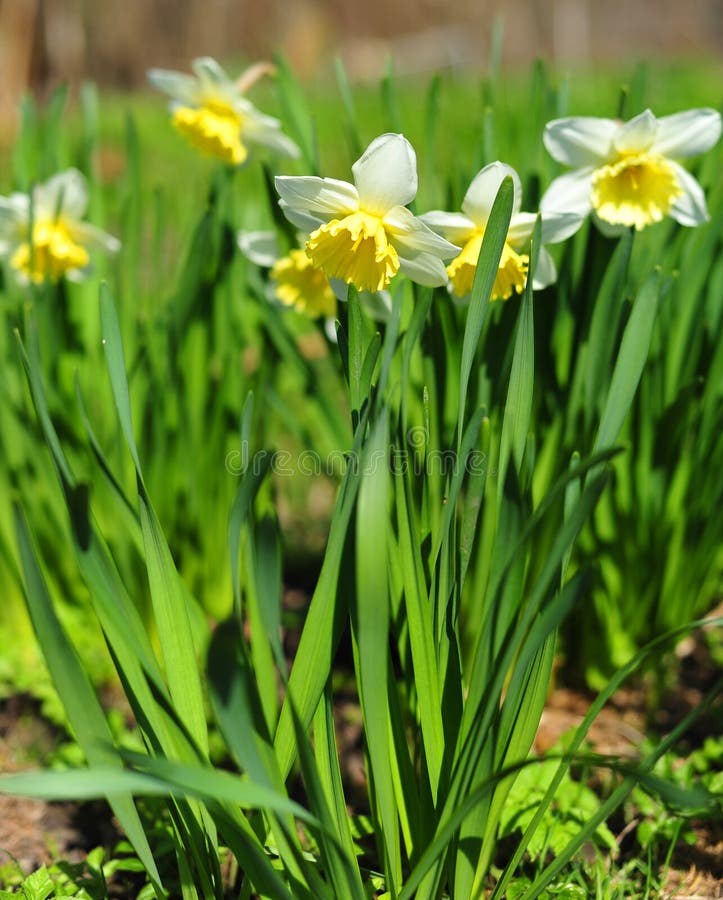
left=0, top=50, right=721, bottom=899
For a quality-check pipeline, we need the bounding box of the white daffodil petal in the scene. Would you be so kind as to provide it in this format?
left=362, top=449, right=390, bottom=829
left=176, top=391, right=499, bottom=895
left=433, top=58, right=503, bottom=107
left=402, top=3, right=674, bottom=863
left=418, top=210, right=476, bottom=244
left=351, top=133, right=418, bottom=215
left=275, top=176, right=359, bottom=220
left=653, top=108, right=723, bottom=158
left=531, top=246, right=557, bottom=290
left=540, top=210, right=584, bottom=244
left=191, top=57, right=232, bottom=90
left=324, top=316, right=339, bottom=343
left=243, top=117, right=300, bottom=158
left=237, top=230, right=280, bottom=267
left=235, top=97, right=282, bottom=129
left=462, top=162, right=522, bottom=223
left=543, top=117, right=618, bottom=166
left=0, top=197, right=27, bottom=237
left=540, top=168, right=595, bottom=218
left=591, top=213, right=628, bottom=238
left=36, top=169, right=89, bottom=219
left=359, top=289, right=393, bottom=322
left=507, top=212, right=537, bottom=247
left=69, top=221, right=121, bottom=253
left=329, top=278, right=349, bottom=302
left=278, top=202, right=325, bottom=233
left=669, top=162, right=709, bottom=226
left=147, top=68, right=201, bottom=105
left=384, top=206, right=459, bottom=257
left=613, top=109, right=658, bottom=154
left=397, top=251, right=449, bottom=287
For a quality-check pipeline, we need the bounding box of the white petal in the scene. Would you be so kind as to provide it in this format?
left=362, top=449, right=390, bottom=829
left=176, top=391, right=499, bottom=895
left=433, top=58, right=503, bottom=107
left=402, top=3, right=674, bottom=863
left=34, top=169, right=89, bottom=219
left=329, top=278, right=349, bottom=301
left=540, top=210, right=584, bottom=244
left=507, top=212, right=537, bottom=247
left=397, top=251, right=449, bottom=287
left=462, top=162, right=522, bottom=223
left=653, top=108, right=722, bottom=158
left=508, top=211, right=583, bottom=249
left=591, top=213, right=628, bottom=238
left=279, top=202, right=325, bottom=233
left=235, top=97, right=281, bottom=129
left=275, top=176, right=359, bottom=221
left=68, top=221, right=121, bottom=253
left=324, top=316, right=339, bottom=343
left=147, top=68, right=200, bottom=105
left=543, top=117, right=618, bottom=166
left=540, top=168, right=595, bottom=218
left=669, top=162, right=709, bottom=226
left=352, top=133, right=418, bottom=215
left=359, top=290, right=393, bottom=322
left=191, top=57, right=232, bottom=90
left=242, top=113, right=300, bottom=159
left=384, top=206, right=459, bottom=258
left=0, top=196, right=28, bottom=238
left=613, top=109, right=658, bottom=154
left=418, top=210, right=476, bottom=244
left=237, top=230, right=280, bottom=266
left=531, top=246, right=557, bottom=290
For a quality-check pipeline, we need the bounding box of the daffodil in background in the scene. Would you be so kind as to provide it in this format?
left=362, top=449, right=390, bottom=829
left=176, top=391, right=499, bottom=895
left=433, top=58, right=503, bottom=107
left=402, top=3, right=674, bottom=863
left=275, top=133, right=458, bottom=294
left=238, top=230, right=337, bottom=319
left=147, top=57, right=300, bottom=166
left=0, top=169, right=120, bottom=285
left=421, top=162, right=582, bottom=302
left=238, top=229, right=393, bottom=331
left=540, top=108, right=722, bottom=233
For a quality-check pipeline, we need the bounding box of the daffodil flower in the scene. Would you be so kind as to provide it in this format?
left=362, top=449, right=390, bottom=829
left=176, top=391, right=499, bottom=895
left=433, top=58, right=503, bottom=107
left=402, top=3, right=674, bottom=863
left=421, top=162, right=581, bottom=302
left=540, top=108, right=722, bottom=233
left=238, top=229, right=393, bottom=328
left=275, top=133, right=459, bottom=293
left=147, top=57, right=300, bottom=166
left=239, top=230, right=337, bottom=319
left=0, top=169, right=120, bottom=284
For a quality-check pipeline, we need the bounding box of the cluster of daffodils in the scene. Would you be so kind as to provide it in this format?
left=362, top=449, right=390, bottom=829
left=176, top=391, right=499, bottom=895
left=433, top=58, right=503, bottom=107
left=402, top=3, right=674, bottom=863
left=0, top=169, right=119, bottom=285
left=0, top=53, right=719, bottom=308
left=276, top=133, right=459, bottom=295
left=267, top=109, right=720, bottom=310
left=271, top=137, right=580, bottom=306
left=238, top=229, right=394, bottom=340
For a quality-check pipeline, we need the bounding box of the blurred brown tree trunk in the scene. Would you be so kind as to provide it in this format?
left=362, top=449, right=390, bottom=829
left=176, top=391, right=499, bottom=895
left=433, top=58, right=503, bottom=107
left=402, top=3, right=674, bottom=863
left=0, top=0, right=42, bottom=139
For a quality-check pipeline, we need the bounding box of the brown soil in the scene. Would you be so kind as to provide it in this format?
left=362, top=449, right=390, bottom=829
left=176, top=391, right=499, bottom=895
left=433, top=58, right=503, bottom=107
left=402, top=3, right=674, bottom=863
left=0, top=619, right=720, bottom=896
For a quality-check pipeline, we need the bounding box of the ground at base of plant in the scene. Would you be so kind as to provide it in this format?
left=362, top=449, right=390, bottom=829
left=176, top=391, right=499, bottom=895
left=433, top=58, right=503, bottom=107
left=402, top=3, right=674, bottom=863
left=1, top=613, right=720, bottom=899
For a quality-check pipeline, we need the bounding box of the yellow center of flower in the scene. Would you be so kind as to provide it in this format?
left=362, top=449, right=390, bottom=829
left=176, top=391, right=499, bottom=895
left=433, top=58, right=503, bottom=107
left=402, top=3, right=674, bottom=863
left=172, top=102, right=247, bottom=166
left=270, top=249, right=337, bottom=318
left=306, top=210, right=400, bottom=293
left=10, top=219, right=90, bottom=283
left=590, top=152, right=682, bottom=230
left=447, top=231, right=529, bottom=301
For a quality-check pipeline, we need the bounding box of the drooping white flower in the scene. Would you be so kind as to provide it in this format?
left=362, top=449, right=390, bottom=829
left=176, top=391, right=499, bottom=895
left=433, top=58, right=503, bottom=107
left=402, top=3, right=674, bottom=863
left=420, top=162, right=581, bottom=302
left=0, top=169, right=120, bottom=284
left=275, top=133, right=459, bottom=293
left=540, top=108, right=722, bottom=232
left=147, top=57, right=300, bottom=166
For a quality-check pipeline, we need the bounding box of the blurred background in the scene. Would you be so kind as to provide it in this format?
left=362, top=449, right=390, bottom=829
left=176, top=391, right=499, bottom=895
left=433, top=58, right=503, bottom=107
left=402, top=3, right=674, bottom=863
left=1, top=0, right=722, bottom=137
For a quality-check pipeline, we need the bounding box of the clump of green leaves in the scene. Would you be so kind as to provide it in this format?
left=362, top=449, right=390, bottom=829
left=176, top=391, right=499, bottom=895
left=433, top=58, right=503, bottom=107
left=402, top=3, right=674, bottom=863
left=499, top=757, right=617, bottom=860
left=1, top=46, right=721, bottom=900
